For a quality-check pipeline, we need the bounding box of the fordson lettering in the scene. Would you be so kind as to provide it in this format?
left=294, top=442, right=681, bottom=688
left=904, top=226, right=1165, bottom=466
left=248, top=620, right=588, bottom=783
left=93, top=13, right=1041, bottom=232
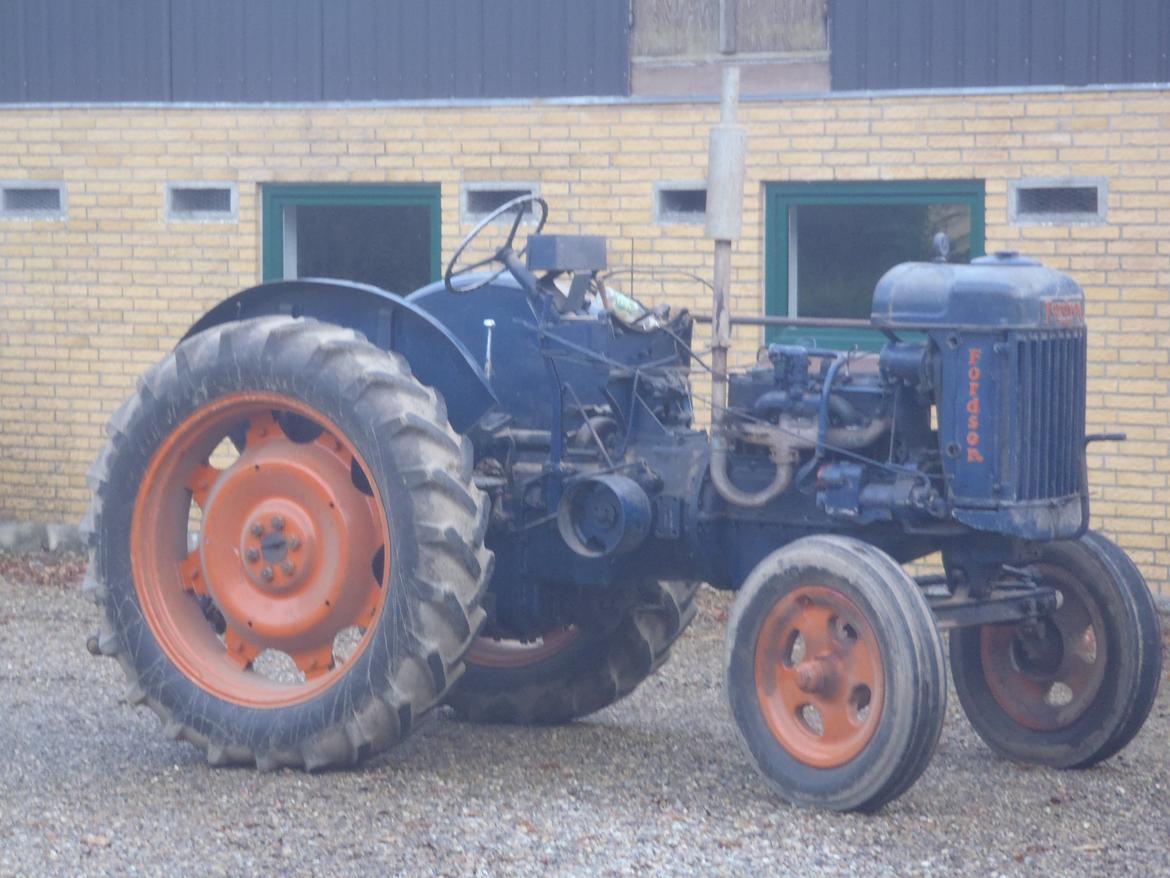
left=966, top=348, right=984, bottom=463
left=1044, top=299, right=1085, bottom=326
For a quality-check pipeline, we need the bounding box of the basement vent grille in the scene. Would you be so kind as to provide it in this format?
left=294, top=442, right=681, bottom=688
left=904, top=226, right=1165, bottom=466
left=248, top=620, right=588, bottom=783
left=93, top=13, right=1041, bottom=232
left=462, top=184, right=540, bottom=224
left=1010, top=179, right=1106, bottom=225
left=0, top=183, right=66, bottom=219
left=167, top=184, right=237, bottom=221
left=654, top=183, right=707, bottom=224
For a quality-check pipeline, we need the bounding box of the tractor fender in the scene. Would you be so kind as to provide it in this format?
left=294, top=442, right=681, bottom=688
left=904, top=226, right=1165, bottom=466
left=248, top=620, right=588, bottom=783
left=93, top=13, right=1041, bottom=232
left=183, top=278, right=497, bottom=433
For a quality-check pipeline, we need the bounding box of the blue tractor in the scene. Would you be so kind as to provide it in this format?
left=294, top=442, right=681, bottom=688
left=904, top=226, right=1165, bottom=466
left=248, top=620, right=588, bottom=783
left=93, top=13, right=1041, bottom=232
left=85, top=194, right=1161, bottom=812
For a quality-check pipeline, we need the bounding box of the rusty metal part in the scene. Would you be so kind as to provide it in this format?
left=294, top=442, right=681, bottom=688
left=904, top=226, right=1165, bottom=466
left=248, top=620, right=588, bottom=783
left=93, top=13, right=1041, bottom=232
left=710, top=416, right=891, bottom=508
left=754, top=585, right=885, bottom=769
left=131, top=393, right=391, bottom=708
left=464, top=628, right=579, bottom=669
left=979, top=563, right=1108, bottom=731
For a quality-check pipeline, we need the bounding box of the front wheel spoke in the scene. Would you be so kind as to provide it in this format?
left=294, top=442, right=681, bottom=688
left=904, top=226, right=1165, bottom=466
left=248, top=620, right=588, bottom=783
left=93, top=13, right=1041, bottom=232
left=185, top=462, right=223, bottom=509
left=816, top=697, right=855, bottom=740
left=798, top=604, right=835, bottom=658
left=840, top=638, right=878, bottom=690
left=1059, top=646, right=1099, bottom=691
left=224, top=627, right=261, bottom=669
left=772, top=663, right=804, bottom=704
left=179, top=551, right=208, bottom=597
left=293, top=645, right=336, bottom=680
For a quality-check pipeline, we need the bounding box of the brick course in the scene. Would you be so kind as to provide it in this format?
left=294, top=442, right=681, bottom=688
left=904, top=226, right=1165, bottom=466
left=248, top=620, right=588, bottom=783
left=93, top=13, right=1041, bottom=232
left=1, top=87, right=1168, bottom=590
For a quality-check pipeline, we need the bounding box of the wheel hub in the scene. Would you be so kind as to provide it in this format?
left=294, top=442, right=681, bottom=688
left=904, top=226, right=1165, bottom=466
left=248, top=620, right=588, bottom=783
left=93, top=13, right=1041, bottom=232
left=755, top=586, right=884, bottom=769
left=241, top=507, right=311, bottom=593
left=980, top=564, right=1107, bottom=731
left=794, top=658, right=834, bottom=694
left=200, top=436, right=378, bottom=652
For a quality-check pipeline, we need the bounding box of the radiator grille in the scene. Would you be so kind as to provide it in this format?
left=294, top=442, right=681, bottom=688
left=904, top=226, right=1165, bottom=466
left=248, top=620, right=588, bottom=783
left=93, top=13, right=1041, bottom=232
left=1015, top=329, right=1086, bottom=500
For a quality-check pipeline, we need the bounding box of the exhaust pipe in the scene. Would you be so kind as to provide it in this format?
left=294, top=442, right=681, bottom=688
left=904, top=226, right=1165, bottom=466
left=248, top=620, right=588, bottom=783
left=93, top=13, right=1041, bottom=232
left=705, top=66, right=746, bottom=421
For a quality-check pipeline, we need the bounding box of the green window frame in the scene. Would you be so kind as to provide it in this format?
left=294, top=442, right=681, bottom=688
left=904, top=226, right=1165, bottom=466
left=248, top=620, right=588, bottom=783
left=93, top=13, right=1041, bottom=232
left=261, top=183, right=442, bottom=284
left=764, top=180, right=986, bottom=348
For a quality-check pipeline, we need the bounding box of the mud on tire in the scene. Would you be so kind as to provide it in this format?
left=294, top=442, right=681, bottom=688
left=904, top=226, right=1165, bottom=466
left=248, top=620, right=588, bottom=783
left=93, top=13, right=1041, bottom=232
left=83, top=316, right=491, bottom=770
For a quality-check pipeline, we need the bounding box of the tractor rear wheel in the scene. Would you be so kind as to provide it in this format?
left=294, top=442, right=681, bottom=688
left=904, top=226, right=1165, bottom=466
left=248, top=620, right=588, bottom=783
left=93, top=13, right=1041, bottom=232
left=949, top=531, right=1162, bottom=768
left=83, top=316, right=491, bottom=770
left=725, top=536, right=946, bottom=812
left=445, top=580, right=699, bottom=724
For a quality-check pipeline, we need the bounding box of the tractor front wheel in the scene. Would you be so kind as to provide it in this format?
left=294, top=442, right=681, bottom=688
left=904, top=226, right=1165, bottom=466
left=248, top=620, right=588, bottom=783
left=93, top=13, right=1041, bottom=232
left=84, top=316, right=491, bottom=770
left=725, top=536, right=946, bottom=812
left=949, top=531, right=1162, bottom=768
left=445, top=580, right=699, bottom=724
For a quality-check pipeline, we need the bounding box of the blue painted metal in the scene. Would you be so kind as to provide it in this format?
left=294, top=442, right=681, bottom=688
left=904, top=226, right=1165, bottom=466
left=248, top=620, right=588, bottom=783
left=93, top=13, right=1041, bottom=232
left=874, top=255, right=1088, bottom=540
left=871, top=253, right=1085, bottom=329
left=183, top=278, right=496, bottom=433
left=407, top=249, right=1091, bottom=637
left=179, top=238, right=1094, bottom=640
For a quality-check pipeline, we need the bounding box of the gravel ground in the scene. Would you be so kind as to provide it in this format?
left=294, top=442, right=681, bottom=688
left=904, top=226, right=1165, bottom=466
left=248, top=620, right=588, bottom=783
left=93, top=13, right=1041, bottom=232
left=1, top=555, right=1168, bottom=877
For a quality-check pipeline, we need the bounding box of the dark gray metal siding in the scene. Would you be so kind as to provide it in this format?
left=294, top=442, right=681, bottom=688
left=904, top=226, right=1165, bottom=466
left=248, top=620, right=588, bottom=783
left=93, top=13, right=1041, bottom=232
left=0, top=0, right=630, bottom=103
left=830, top=0, right=1170, bottom=90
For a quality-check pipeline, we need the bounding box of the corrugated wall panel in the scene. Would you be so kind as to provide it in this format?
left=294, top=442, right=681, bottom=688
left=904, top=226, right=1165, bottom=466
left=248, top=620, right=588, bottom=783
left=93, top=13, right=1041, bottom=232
left=171, top=0, right=322, bottom=102
left=0, top=0, right=629, bottom=103
left=831, top=0, right=1170, bottom=90
left=0, top=0, right=25, bottom=101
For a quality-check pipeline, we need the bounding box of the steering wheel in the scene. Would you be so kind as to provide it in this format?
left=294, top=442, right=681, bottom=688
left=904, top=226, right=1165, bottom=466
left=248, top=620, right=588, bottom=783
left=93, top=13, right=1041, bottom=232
left=444, top=193, right=549, bottom=294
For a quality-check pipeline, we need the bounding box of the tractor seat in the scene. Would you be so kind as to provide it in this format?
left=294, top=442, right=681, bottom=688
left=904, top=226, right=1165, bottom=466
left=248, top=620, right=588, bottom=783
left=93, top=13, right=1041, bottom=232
left=527, top=235, right=607, bottom=274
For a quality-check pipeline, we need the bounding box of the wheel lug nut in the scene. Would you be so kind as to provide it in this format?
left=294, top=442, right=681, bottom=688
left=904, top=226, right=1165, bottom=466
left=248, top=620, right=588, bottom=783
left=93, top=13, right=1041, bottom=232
left=281, top=560, right=295, bottom=575
left=244, top=548, right=259, bottom=563
left=261, top=566, right=274, bottom=582
left=288, top=537, right=301, bottom=551
left=250, top=522, right=264, bottom=537
left=271, top=515, right=284, bottom=531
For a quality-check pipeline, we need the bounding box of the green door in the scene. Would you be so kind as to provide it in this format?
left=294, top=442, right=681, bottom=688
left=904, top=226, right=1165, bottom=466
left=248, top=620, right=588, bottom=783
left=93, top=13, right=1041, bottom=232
left=764, top=181, right=986, bottom=348
left=262, top=184, right=441, bottom=293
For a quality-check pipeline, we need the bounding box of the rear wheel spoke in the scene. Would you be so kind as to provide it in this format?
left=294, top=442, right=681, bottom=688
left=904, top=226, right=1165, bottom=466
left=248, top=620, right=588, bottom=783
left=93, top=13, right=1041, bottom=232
left=185, top=462, right=223, bottom=509
left=224, top=627, right=261, bottom=670
left=179, top=551, right=207, bottom=597
left=292, top=645, right=336, bottom=680
left=350, top=586, right=383, bottom=632
left=245, top=411, right=282, bottom=448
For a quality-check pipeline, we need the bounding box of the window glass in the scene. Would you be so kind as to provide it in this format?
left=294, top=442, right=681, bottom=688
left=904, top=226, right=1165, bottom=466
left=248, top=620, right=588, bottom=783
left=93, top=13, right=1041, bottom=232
left=793, top=202, right=972, bottom=319
left=292, top=204, right=433, bottom=293
left=765, top=182, right=985, bottom=347
left=262, top=185, right=441, bottom=293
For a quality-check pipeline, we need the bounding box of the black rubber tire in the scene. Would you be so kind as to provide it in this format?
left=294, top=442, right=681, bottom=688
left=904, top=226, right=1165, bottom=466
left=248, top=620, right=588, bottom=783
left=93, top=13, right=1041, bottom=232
left=82, top=316, right=492, bottom=770
left=949, top=530, right=1162, bottom=769
left=445, top=580, right=699, bottom=724
left=725, top=535, right=946, bottom=813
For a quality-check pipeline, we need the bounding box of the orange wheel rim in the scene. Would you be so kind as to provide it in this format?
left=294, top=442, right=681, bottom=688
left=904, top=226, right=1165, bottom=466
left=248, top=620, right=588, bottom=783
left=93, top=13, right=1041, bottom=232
left=754, top=585, right=884, bottom=769
left=131, top=392, right=391, bottom=708
left=980, top=564, right=1107, bottom=731
left=465, top=628, right=578, bottom=669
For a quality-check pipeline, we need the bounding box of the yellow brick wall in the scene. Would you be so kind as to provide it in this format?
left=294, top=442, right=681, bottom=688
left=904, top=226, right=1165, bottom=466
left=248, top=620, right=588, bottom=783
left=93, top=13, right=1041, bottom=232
left=0, top=88, right=1167, bottom=591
